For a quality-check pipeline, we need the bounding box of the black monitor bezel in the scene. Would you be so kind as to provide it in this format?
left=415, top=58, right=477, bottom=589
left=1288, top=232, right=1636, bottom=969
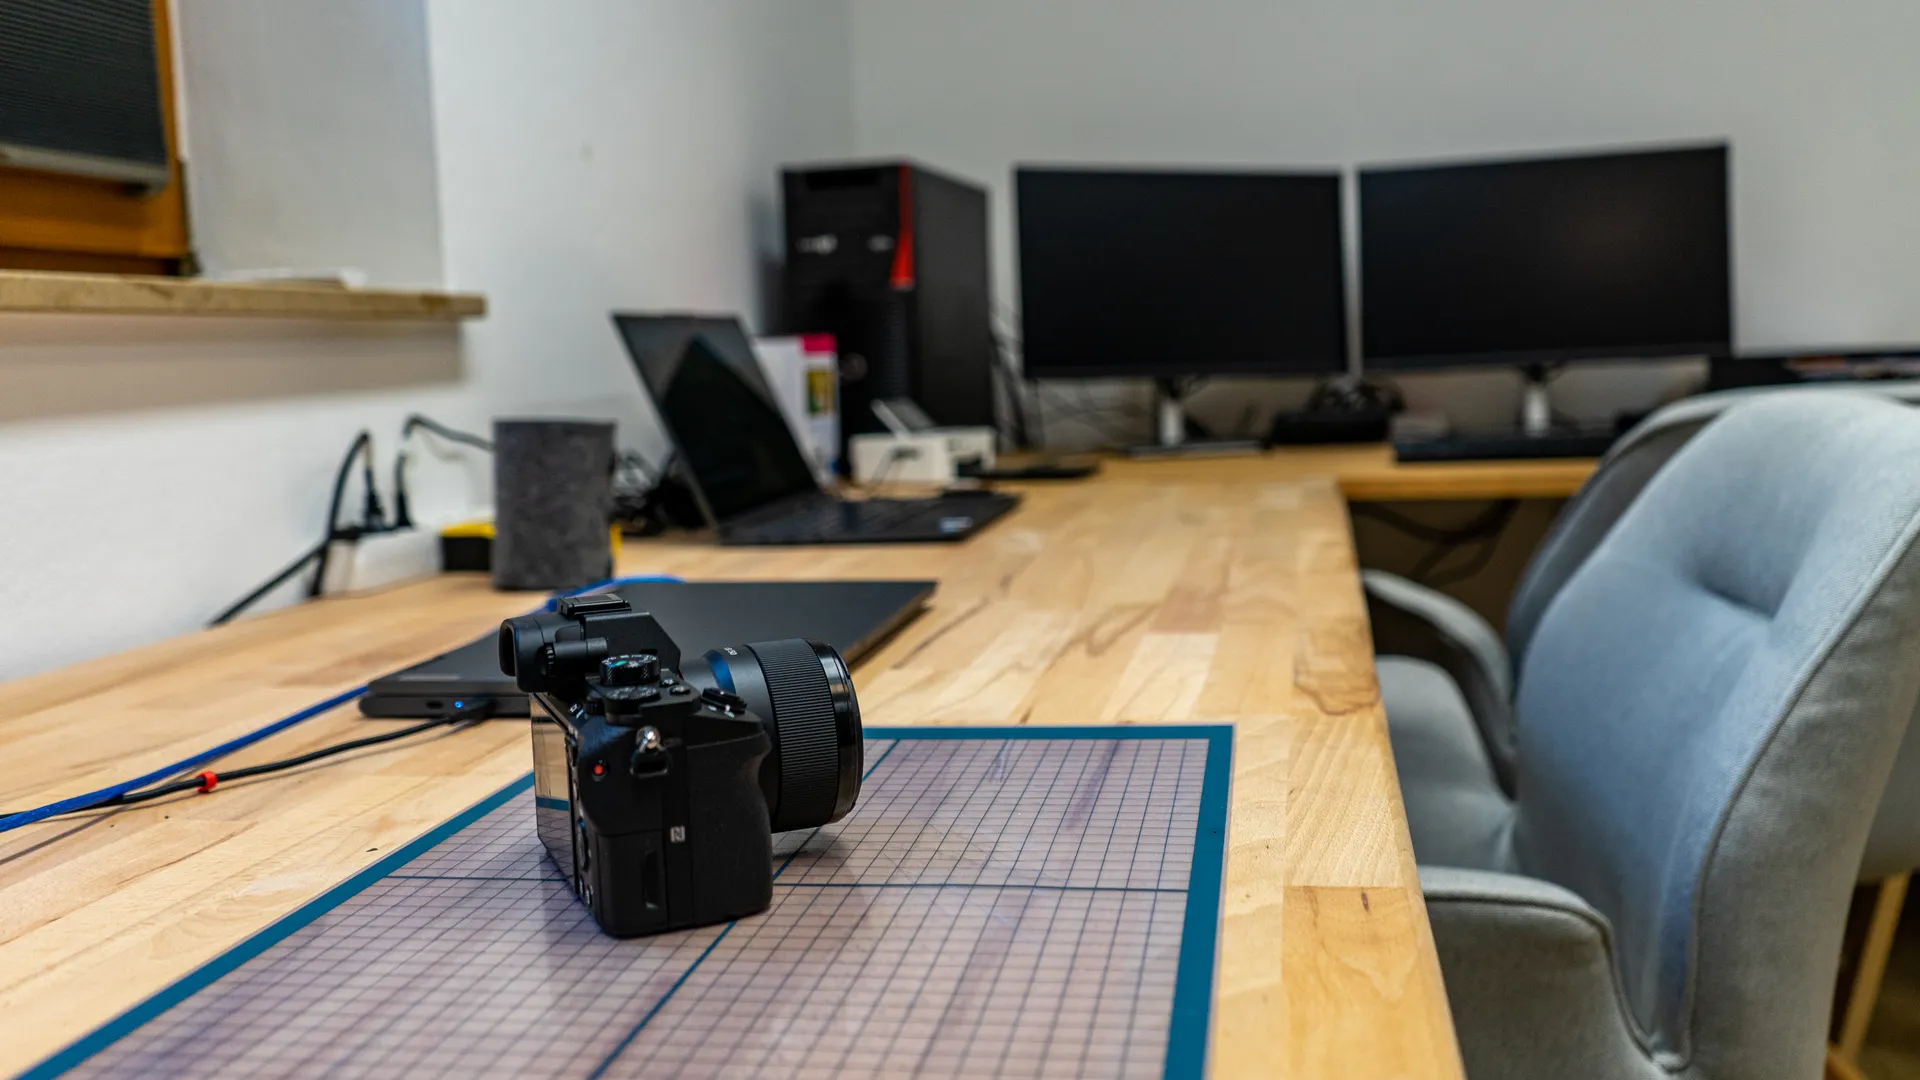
left=1356, top=142, right=1733, bottom=373
left=1014, top=165, right=1351, bottom=380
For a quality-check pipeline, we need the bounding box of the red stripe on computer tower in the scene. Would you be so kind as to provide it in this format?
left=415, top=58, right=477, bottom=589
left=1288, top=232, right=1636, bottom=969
left=890, top=165, right=915, bottom=289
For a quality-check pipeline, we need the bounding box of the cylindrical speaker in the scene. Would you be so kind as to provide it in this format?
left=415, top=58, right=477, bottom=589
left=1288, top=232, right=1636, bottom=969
left=492, top=418, right=615, bottom=591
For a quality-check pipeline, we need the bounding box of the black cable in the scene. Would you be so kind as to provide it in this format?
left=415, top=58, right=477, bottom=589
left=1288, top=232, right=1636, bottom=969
left=990, top=328, right=1034, bottom=450
left=995, top=306, right=1167, bottom=448
left=1408, top=534, right=1467, bottom=583
left=209, top=539, right=330, bottom=626
left=4, top=702, right=493, bottom=820
left=1030, top=383, right=1148, bottom=446
left=997, top=314, right=1135, bottom=449
left=309, top=431, right=375, bottom=599
left=393, top=415, right=492, bottom=529
left=615, top=449, right=666, bottom=490
left=1349, top=500, right=1518, bottom=545
left=1349, top=499, right=1519, bottom=586
left=1393, top=502, right=1519, bottom=585
left=401, top=414, right=492, bottom=451
left=1424, top=530, right=1511, bottom=587
left=212, top=433, right=376, bottom=627
left=867, top=446, right=911, bottom=490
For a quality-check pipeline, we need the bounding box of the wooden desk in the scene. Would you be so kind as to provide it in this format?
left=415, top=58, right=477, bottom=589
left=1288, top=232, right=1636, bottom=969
left=0, top=462, right=1463, bottom=1077
left=1118, top=444, right=1595, bottom=502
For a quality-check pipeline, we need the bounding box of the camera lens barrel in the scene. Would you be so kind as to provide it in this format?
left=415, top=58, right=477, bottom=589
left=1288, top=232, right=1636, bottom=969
left=686, top=640, right=862, bottom=832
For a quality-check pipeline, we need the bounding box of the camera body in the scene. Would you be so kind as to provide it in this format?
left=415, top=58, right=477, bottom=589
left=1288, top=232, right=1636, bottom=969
left=500, top=592, right=861, bottom=937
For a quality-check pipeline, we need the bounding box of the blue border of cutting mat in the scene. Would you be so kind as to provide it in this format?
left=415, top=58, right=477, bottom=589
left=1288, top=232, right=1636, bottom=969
left=21, top=724, right=1232, bottom=1080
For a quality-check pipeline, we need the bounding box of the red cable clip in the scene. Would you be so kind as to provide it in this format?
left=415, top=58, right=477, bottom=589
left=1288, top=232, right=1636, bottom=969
left=197, top=771, right=219, bottom=793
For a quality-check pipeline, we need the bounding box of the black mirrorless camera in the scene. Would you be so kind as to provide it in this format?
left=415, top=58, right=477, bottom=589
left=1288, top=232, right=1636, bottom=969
left=498, top=592, right=862, bottom=936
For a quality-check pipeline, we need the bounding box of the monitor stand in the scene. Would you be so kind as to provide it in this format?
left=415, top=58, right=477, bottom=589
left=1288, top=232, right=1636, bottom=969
left=1518, top=361, right=1558, bottom=436
left=1124, top=378, right=1262, bottom=458
left=1391, top=361, right=1625, bottom=461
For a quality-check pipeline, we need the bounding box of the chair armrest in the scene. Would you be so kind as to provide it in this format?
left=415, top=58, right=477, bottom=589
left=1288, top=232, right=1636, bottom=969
left=1365, top=570, right=1519, bottom=790
left=1420, top=866, right=1663, bottom=1080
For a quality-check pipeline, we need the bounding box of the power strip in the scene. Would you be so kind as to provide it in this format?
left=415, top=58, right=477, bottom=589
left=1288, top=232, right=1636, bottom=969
left=318, top=529, right=440, bottom=596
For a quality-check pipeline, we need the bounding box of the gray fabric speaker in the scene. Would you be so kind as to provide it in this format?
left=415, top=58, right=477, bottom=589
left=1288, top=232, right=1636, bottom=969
left=492, top=419, right=615, bottom=591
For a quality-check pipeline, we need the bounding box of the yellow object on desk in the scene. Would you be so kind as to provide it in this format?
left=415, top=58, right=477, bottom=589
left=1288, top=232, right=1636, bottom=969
left=0, top=456, right=1483, bottom=1077
left=436, top=518, right=625, bottom=573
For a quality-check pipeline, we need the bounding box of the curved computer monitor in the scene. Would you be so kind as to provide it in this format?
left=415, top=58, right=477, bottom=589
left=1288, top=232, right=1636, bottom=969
left=1015, top=167, right=1348, bottom=379
left=1359, top=144, right=1732, bottom=372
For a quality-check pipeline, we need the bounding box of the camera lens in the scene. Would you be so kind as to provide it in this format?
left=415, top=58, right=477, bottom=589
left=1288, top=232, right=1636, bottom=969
left=682, top=640, right=862, bottom=832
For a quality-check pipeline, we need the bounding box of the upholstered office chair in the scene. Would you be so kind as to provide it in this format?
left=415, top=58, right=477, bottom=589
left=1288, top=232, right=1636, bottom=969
left=1373, top=394, right=1920, bottom=1079
left=1374, top=381, right=1920, bottom=1073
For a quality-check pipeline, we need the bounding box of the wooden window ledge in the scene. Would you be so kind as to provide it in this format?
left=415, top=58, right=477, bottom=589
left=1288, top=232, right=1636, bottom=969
left=0, top=270, right=485, bottom=320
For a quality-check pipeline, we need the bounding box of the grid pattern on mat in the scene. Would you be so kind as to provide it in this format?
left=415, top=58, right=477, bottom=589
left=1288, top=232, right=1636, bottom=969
left=50, top=731, right=1221, bottom=1080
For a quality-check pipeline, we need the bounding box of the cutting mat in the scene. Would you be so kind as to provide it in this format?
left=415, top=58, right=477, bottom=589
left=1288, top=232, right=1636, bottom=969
left=25, top=726, right=1231, bottom=1080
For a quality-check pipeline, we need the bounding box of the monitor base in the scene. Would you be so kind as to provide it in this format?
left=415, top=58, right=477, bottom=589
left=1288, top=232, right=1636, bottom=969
left=1135, top=377, right=1263, bottom=456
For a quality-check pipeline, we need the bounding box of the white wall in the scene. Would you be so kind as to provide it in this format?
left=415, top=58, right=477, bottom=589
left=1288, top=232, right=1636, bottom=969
left=425, top=0, right=855, bottom=462
left=0, top=0, right=853, bottom=680
left=173, top=0, right=446, bottom=286
left=0, top=0, right=467, bottom=681
left=0, top=318, right=475, bottom=679
left=845, top=0, right=1920, bottom=435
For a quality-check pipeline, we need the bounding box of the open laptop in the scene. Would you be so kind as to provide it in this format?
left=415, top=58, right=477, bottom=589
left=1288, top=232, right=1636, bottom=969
left=360, top=579, right=935, bottom=719
left=612, top=313, right=1019, bottom=545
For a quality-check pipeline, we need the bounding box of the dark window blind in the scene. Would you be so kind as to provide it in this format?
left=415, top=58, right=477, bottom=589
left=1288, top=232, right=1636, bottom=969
left=0, top=0, right=169, bottom=186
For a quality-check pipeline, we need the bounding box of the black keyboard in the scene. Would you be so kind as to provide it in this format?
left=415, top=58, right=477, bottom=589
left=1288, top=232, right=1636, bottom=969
left=1393, top=427, right=1619, bottom=462
left=720, top=493, right=1020, bottom=546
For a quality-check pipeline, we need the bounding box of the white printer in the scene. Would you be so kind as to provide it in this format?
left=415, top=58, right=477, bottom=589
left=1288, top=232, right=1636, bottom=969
left=849, top=399, right=997, bottom=485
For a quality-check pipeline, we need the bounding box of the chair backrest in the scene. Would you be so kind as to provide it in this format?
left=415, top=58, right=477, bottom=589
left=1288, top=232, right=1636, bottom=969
left=1506, top=380, right=1920, bottom=883
left=1509, top=394, right=1920, bottom=1076
left=1508, top=380, right=1920, bottom=673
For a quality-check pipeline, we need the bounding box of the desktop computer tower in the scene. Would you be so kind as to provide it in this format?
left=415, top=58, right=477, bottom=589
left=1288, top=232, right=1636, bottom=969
left=781, top=162, right=995, bottom=463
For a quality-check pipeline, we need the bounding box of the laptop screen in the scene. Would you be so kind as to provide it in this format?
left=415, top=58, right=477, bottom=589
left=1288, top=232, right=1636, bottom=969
left=615, top=314, right=822, bottom=523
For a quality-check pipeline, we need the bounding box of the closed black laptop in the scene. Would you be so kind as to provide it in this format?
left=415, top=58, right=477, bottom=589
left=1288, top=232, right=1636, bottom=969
left=360, top=579, right=934, bottom=719
left=612, top=313, right=1018, bottom=545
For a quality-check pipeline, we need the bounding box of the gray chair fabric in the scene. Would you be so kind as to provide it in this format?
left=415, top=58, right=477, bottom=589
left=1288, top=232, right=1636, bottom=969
left=1422, top=866, right=1659, bottom=1075
left=1509, top=379, right=1920, bottom=674
left=1368, top=572, right=1519, bottom=792
left=1379, top=656, right=1516, bottom=869
left=1386, top=380, right=1920, bottom=877
left=1376, top=394, right=1920, bottom=1079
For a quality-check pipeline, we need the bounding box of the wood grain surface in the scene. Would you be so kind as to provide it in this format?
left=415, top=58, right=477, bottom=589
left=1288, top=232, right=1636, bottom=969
left=1099, top=444, right=1594, bottom=502
left=0, top=461, right=1464, bottom=1077
left=0, top=270, right=487, bottom=320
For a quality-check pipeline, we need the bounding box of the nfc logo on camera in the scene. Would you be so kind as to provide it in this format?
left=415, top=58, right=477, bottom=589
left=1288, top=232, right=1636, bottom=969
left=669, top=826, right=686, bottom=843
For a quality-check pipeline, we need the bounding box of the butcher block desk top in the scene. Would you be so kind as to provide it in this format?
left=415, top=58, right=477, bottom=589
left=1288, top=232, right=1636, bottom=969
left=0, top=459, right=1463, bottom=1078
left=1109, top=442, right=1594, bottom=502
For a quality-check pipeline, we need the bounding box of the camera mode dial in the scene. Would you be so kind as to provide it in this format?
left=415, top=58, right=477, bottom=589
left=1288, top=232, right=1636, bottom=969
left=600, top=653, right=660, bottom=686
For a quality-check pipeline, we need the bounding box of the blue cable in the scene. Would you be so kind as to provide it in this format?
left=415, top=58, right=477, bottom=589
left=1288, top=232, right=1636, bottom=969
left=0, top=574, right=681, bottom=836
left=0, top=686, right=370, bottom=835
left=544, top=574, right=679, bottom=610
